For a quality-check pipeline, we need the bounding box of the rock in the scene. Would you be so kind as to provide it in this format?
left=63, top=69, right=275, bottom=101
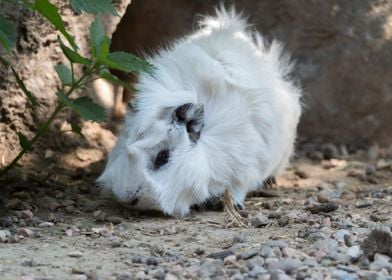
left=248, top=265, right=266, bottom=278
left=331, top=269, right=357, bottom=280
left=265, top=240, right=288, bottom=249
left=49, top=201, right=62, bottom=211
left=259, top=246, right=276, bottom=258
left=369, top=253, right=392, bottom=272
left=0, top=230, right=11, bottom=242
left=151, top=268, right=166, bottom=280
left=117, top=272, right=132, bottom=280
left=132, top=256, right=143, bottom=264
left=277, top=216, right=290, bottom=227
left=281, top=248, right=309, bottom=260
left=294, top=170, right=309, bottom=179
left=194, top=248, right=205, bottom=255
left=250, top=213, right=271, bottom=228
left=207, top=249, right=235, bottom=260
left=311, top=238, right=338, bottom=251
left=306, top=202, right=339, bottom=214
left=334, top=229, right=350, bottom=242
left=229, top=272, right=244, bottom=280
left=38, top=222, right=54, bottom=227
left=68, top=251, right=83, bottom=258
left=20, top=210, right=34, bottom=220
left=247, top=256, right=264, bottom=270
left=233, top=234, right=245, bottom=243
left=6, top=198, right=22, bottom=210
left=110, top=240, right=122, bottom=248
left=224, top=255, right=237, bottom=265
left=238, top=247, right=260, bottom=260
left=268, top=258, right=302, bottom=274
left=199, top=259, right=224, bottom=278
left=70, top=275, right=87, bottom=280
left=164, top=273, right=178, bottom=280
left=134, top=271, right=147, bottom=280
left=106, top=216, right=123, bottom=225
left=146, top=256, right=159, bottom=266
left=346, top=245, right=362, bottom=261
left=270, top=271, right=293, bottom=280
left=17, top=228, right=34, bottom=238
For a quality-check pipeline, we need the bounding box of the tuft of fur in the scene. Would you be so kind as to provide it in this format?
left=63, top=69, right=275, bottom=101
left=97, top=7, right=302, bottom=216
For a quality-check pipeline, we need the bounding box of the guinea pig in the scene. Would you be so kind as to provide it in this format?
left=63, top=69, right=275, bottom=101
left=97, top=7, right=302, bottom=217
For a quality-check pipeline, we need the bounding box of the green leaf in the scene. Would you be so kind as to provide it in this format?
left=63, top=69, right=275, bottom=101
left=89, top=18, right=111, bottom=60
left=70, top=122, right=84, bottom=137
left=17, top=132, right=31, bottom=150
left=100, top=70, right=134, bottom=92
left=58, top=37, right=91, bottom=65
left=54, top=63, right=72, bottom=86
left=11, top=67, right=40, bottom=107
left=56, top=92, right=106, bottom=121
left=104, top=51, right=152, bottom=73
left=33, top=0, right=77, bottom=50
left=0, top=15, right=17, bottom=52
left=73, top=97, right=107, bottom=121
left=70, top=0, right=118, bottom=16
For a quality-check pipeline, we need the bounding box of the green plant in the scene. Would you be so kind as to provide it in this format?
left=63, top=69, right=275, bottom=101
left=0, top=0, right=151, bottom=176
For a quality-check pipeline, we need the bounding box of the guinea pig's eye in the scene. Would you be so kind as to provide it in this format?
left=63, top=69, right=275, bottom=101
left=154, top=149, right=170, bottom=169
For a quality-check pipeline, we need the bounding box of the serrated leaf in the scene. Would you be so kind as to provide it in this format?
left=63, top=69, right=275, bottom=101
left=58, top=37, right=91, bottom=65
left=104, top=51, right=152, bottom=74
left=17, top=132, right=31, bottom=150
left=70, top=0, right=118, bottom=16
left=56, top=92, right=106, bottom=122
left=33, top=0, right=77, bottom=50
left=100, top=70, right=134, bottom=92
left=70, top=122, right=84, bottom=137
left=90, top=18, right=111, bottom=60
left=0, top=15, right=17, bottom=52
left=73, top=97, right=107, bottom=121
left=11, top=67, right=39, bottom=107
left=54, top=63, right=72, bottom=86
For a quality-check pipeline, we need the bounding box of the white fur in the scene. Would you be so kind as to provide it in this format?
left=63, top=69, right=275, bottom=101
left=97, top=8, right=302, bottom=216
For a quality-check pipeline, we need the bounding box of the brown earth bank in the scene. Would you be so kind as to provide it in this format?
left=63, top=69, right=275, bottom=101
left=111, top=0, right=392, bottom=146
left=0, top=140, right=392, bottom=279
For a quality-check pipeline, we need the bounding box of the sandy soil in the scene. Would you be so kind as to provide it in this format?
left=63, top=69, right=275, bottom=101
left=0, top=138, right=392, bottom=280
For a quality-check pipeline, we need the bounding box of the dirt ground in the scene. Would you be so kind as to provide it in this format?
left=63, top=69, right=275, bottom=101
left=0, top=129, right=392, bottom=279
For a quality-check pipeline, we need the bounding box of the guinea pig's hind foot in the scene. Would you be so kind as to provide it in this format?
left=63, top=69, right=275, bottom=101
left=223, top=189, right=249, bottom=228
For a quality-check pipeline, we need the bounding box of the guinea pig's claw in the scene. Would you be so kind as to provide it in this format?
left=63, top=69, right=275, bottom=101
left=223, top=189, right=249, bottom=228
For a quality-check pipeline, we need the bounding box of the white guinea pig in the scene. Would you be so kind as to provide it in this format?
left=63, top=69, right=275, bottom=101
left=97, top=7, right=302, bottom=217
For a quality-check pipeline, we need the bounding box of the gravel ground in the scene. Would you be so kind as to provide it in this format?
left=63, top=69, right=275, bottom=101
left=1, top=143, right=392, bottom=280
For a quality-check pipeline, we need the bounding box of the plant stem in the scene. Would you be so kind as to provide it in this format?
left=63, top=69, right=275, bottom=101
left=0, top=103, right=64, bottom=177
left=0, top=65, right=96, bottom=177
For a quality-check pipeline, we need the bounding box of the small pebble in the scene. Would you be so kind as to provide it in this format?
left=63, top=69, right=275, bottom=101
left=207, top=249, right=235, bottom=260
left=132, top=256, right=143, bottom=264
left=68, top=251, right=83, bottom=258
left=20, top=210, right=34, bottom=220
left=38, top=222, right=54, bottom=227
left=17, top=228, right=34, bottom=238
left=0, top=230, right=11, bottom=242
left=146, top=256, right=159, bottom=266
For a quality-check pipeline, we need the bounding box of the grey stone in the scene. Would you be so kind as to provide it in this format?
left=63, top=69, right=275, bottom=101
left=268, top=258, right=302, bottom=274
left=206, top=249, right=235, bottom=260
left=248, top=265, right=266, bottom=278
left=146, top=256, right=159, bottom=266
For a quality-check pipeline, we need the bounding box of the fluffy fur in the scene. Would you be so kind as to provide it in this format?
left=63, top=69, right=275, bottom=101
left=97, top=8, right=302, bottom=216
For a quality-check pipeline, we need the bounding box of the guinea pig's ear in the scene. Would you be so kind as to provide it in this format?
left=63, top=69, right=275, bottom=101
left=173, top=103, right=204, bottom=142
